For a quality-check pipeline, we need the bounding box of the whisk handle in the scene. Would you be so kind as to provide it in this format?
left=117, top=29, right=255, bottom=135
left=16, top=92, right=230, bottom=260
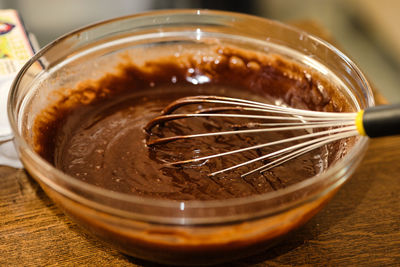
left=361, top=104, right=400, bottom=138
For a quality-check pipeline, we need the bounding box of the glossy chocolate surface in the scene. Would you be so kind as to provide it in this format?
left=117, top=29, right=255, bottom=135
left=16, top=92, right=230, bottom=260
left=34, top=46, right=352, bottom=200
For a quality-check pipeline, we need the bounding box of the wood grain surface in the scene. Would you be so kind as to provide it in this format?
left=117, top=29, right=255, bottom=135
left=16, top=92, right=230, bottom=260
left=1, top=21, right=399, bottom=266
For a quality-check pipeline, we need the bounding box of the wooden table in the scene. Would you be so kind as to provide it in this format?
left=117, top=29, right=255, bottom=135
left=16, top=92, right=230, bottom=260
left=1, top=22, right=399, bottom=266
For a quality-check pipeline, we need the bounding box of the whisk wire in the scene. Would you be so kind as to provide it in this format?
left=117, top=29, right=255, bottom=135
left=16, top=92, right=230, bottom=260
left=209, top=127, right=357, bottom=176
left=170, top=125, right=357, bottom=168
left=147, top=116, right=355, bottom=146
left=162, top=96, right=356, bottom=118
left=146, top=95, right=363, bottom=177
left=241, top=130, right=357, bottom=177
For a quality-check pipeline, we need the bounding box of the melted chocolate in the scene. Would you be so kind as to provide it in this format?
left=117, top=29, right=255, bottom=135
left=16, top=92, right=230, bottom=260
left=33, top=46, right=353, bottom=200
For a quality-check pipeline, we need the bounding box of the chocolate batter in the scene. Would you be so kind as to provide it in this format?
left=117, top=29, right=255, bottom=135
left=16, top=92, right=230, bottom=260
left=33, top=46, right=353, bottom=200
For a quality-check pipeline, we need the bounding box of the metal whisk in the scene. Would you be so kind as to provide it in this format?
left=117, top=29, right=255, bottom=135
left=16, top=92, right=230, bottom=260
left=145, top=95, right=400, bottom=177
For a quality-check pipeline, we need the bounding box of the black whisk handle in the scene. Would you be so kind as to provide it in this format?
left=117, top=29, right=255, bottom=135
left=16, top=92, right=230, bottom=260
left=361, top=104, right=400, bottom=138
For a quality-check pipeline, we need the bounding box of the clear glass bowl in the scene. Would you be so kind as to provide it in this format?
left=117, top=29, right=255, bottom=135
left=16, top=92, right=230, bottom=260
left=8, top=9, right=374, bottom=265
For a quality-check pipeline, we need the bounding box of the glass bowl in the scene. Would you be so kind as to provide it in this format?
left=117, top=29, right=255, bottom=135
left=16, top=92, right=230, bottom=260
left=8, top=9, right=373, bottom=265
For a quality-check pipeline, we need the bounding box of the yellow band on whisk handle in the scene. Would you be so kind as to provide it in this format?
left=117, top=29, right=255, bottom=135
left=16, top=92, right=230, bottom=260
left=355, top=110, right=367, bottom=136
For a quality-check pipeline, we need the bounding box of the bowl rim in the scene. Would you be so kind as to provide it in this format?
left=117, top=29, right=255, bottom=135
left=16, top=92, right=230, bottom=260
left=8, top=9, right=374, bottom=215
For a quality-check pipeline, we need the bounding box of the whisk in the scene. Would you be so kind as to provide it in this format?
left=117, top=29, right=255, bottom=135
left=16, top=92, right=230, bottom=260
left=145, top=95, right=400, bottom=177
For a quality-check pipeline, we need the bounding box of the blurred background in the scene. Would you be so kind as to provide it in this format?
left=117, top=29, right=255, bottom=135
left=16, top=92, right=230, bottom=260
left=1, top=0, right=399, bottom=102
